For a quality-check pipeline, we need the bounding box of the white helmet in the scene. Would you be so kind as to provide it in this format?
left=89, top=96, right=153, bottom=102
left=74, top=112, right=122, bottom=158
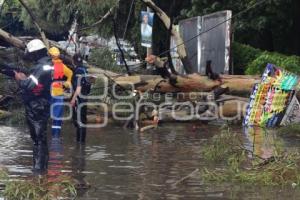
left=26, top=39, right=46, bottom=53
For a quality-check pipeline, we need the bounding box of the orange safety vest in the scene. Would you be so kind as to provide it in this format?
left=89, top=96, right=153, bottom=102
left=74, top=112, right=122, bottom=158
left=52, top=62, right=64, bottom=89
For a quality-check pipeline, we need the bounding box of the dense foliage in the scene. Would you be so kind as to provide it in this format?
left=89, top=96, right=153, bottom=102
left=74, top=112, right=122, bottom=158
left=89, top=47, right=125, bottom=73
left=20, top=0, right=118, bottom=37
left=232, top=42, right=262, bottom=74
left=0, top=0, right=119, bottom=38
left=182, top=0, right=300, bottom=56
left=0, top=0, right=31, bottom=35
left=233, top=42, right=300, bottom=75
left=246, top=52, right=300, bottom=75
left=0, top=0, right=299, bottom=67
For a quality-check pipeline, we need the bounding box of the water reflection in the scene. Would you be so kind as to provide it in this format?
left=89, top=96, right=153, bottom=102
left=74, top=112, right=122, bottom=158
left=243, top=126, right=277, bottom=159
left=71, top=144, right=89, bottom=192
left=1, top=123, right=300, bottom=199
left=0, top=126, right=32, bottom=176
left=47, top=137, right=64, bottom=181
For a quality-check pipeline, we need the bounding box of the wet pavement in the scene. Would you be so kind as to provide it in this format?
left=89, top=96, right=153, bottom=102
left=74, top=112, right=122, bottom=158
left=0, top=123, right=300, bottom=199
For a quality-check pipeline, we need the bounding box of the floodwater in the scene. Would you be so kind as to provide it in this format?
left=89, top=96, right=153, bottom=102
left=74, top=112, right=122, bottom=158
left=0, top=123, right=300, bottom=200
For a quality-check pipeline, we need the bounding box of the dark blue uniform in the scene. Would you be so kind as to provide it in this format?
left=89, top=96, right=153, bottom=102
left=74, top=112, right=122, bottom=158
left=72, top=65, right=90, bottom=143
left=18, top=56, right=53, bottom=173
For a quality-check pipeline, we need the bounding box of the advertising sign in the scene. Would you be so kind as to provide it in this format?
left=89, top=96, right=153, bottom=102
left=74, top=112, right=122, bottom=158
left=261, top=63, right=300, bottom=90
left=141, top=11, right=154, bottom=48
left=243, top=64, right=299, bottom=127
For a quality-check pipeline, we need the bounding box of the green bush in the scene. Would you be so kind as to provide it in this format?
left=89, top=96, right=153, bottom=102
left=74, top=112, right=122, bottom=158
left=232, top=42, right=261, bottom=74
left=232, top=42, right=300, bottom=75
left=246, top=52, right=300, bottom=75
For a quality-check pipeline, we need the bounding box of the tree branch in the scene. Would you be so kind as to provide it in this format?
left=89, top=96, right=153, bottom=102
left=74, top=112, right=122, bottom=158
left=18, top=0, right=49, bottom=49
left=0, top=28, right=26, bottom=49
left=79, top=6, right=116, bottom=32
left=141, top=0, right=193, bottom=74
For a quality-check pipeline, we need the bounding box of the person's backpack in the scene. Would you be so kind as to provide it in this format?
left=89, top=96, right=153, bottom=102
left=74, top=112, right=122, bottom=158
left=77, top=67, right=91, bottom=95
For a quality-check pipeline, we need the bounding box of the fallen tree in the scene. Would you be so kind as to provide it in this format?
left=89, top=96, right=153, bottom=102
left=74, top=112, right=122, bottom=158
left=0, top=29, right=26, bottom=49
left=0, top=29, right=256, bottom=93
left=0, top=29, right=257, bottom=126
left=113, top=74, right=259, bottom=94
left=0, top=7, right=261, bottom=127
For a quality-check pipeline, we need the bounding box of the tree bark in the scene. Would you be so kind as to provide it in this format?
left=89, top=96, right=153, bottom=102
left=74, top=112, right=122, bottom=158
left=221, top=75, right=260, bottom=95
left=0, top=28, right=26, bottom=49
left=113, top=74, right=259, bottom=94
left=0, top=28, right=75, bottom=67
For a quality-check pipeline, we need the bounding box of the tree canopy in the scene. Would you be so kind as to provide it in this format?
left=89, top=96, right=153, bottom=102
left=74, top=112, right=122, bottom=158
left=0, top=0, right=299, bottom=57
left=182, top=0, right=300, bottom=55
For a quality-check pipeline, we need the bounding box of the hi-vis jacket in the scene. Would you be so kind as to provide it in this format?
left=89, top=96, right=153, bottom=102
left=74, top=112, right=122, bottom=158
left=18, top=56, right=53, bottom=103
left=51, top=59, right=73, bottom=97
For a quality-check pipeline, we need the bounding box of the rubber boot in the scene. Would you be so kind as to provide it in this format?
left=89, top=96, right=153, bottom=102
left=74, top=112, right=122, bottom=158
left=32, top=144, right=38, bottom=170
left=76, top=128, right=86, bottom=143
left=32, top=141, right=48, bottom=175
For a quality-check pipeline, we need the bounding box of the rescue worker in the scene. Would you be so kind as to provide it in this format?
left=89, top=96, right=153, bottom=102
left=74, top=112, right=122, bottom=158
left=70, top=54, right=91, bottom=143
left=48, top=47, right=73, bottom=137
left=14, top=39, right=53, bottom=174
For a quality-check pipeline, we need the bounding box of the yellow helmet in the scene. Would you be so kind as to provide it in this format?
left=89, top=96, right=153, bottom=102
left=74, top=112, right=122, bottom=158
left=48, top=47, right=60, bottom=58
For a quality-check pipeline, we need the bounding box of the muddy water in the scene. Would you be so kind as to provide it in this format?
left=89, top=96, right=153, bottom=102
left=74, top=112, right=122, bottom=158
left=0, top=123, right=300, bottom=199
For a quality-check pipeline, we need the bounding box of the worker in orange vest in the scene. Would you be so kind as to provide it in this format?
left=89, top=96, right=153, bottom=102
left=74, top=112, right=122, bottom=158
left=48, top=47, right=73, bottom=138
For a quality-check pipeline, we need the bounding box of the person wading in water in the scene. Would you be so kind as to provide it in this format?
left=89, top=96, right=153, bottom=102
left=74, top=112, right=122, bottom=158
left=70, top=54, right=91, bottom=143
left=14, top=39, right=53, bottom=174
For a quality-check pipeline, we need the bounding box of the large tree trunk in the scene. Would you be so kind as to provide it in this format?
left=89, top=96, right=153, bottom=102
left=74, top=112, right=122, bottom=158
left=114, top=74, right=219, bottom=93
left=221, top=75, right=260, bottom=95
left=141, top=0, right=193, bottom=73
left=156, top=95, right=248, bottom=122
left=113, top=74, right=259, bottom=94
left=0, top=29, right=26, bottom=49
left=0, top=28, right=75, bottom=67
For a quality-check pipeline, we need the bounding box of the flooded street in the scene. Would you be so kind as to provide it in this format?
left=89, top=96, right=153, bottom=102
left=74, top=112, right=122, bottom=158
left=1, top=123, right=300, bottom=199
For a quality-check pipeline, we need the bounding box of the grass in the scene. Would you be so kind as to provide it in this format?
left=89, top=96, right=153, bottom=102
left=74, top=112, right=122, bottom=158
left=0, top=170, right=77, bottom=200
left=278, top=124, right=300, bottom=138
left=201, top=126, right=300, bottom=187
